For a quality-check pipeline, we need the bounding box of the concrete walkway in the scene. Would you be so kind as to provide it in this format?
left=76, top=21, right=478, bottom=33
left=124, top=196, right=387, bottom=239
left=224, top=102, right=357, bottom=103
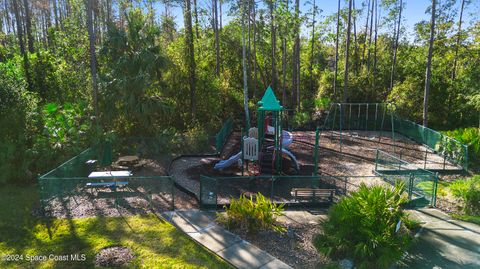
left=398, top=208, right=480, bottom=269
left=162, top=210, right=292, bottom=269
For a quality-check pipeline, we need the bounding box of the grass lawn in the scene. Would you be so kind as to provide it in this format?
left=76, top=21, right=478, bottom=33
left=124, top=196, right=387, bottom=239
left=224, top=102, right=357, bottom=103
left=0, top=184, right=231, bottom=269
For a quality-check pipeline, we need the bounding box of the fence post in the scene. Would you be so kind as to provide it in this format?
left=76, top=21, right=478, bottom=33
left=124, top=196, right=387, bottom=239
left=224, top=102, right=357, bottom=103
left=171, top=177, right=175, bottom=211
left=271, top=176, right=275, bottom=202
left=199, top=176, right=203, bottom=207
left=241, top=128, right=244, bottom=176
left=365, top=104, right=369, bottom=131
left=375, top=149, right=379, bottom=172
left=464, top=145, right=469, bottom=171
left=432, top=173, right=439, bottom=207
left=379, top=104, right=386, bottom=143
left=339, top=104, right=343, bottom=152
left=391, top=113, right=396, bottom=156
left=408, top=174, right=414, bottom=201
left=314, top=127, right=319, bottom=176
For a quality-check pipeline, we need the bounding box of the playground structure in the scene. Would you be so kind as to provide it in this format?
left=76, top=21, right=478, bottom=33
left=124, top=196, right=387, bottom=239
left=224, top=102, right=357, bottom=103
left=214, top=86, right=299, bottom=175
left=37, top=87, right=469, bottom=214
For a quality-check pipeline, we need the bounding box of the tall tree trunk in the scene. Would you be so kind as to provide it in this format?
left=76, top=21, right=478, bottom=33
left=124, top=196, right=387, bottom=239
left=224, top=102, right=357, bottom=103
left=106, top=0, right=112, bottom=24
left=242, top=0, right=250, bottom=129
left=52, top=0, right=59, bottom=29
left=389, top=0, right=402, bottom=92
left=309, top=0, right=316, bottom=94
left=362, top=0, right=370, bottom=65
left=352, top=0, right=358, bottom=74
left=23, top=0, right=34, bottom=53
left=214, top=0, right=220, bottom=75
left=269, top=0, right=277, bottom=91
left=4, top=0, right=11, bottom=33
left=281, top=0, right=288, bottom=106
left=343, top=0, right=352, bottom=103
left=193, top=0, right=199, bottom=38
left=373, top=0, right=378, bottom=78
left=252, top=0, right=257, bottom=100
left=423, top=0, right=436, bottom=127
left=87, top=0, right=99, bottom=120
left=293, top=0, right=300, bottom=110
left=219, top=0, right=222, bottom=30
left=333, top=0, right=340, bottom=100
left=452, top=0, right=465, bottom=80
left=12, top=0, right=31, bottom=91
left=366, top=0, right=374, bottom=70
left=184, top=0, right=196, bottom=121
left=247, top=0, right=251, bottom=90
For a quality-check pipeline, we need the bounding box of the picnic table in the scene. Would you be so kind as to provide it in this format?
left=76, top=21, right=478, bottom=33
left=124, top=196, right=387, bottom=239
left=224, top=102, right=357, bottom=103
left=87, top=171, right=132, bottom=191
left=88, top=171, right=132, bottom=178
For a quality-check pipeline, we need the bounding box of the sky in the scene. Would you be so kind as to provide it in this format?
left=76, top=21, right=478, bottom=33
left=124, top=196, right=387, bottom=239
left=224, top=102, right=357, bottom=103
left=153, top=0, right=479, bottom=41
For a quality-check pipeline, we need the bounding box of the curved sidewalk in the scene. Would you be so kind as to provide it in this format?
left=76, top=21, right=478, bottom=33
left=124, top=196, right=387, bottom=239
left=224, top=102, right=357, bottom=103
left=399, top=208, right=480, bottom=269
left=162, top=210, right=292, bottom=269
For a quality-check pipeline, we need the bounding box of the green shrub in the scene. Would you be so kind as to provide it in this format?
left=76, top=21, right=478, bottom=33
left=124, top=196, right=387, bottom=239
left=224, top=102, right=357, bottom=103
left=218, top=192, right=286, bottom=234
left=443, top=128, right=480, bottom=169
left=291, top=112, right=310, bottom=129
left=449, top=176, right=480, bottom=216
left=314, top=183, right=414, bottom=269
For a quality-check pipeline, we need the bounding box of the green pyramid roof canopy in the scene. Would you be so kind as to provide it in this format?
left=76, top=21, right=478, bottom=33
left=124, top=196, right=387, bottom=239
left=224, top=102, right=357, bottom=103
left=257, top=86, right=283, bottom=111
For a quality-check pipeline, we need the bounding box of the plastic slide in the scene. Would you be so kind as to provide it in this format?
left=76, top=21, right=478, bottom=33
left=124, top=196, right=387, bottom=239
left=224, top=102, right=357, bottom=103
left=281, top=148, right=300, bottom=171
left=214, top=127, right=299, bottom=170
left=214, top=151, right=242, bottom=170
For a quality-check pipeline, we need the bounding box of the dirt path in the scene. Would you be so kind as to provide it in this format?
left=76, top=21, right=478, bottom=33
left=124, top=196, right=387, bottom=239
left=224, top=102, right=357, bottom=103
left=169, top=156, right=220, bottom=196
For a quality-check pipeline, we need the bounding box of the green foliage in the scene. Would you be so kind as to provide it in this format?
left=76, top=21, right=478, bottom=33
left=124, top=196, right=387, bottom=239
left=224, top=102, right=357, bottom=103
left=0, top=61, right=38, bottom=183
left=449, top=176, right=480, bottom=216
left=314, top=97, right=332, bottom=111
left=314, top=183, right=414, bottom=269
left=100, top=8, right=169, bottom=136
left=291, top=111, right=310, bottom=129
left=443, top=128, right=480, bottom=169
left=218, top=192, right=286, bottom=234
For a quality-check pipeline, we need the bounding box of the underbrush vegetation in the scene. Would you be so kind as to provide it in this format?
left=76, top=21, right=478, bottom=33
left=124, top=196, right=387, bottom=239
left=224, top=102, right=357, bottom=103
left=443, top=128, right=480, bottom=169
left=449, top=176, right=480, bottom=216
left=314, top=183, right=416, bottom=269
left=217, top=192, right=286, bottom=234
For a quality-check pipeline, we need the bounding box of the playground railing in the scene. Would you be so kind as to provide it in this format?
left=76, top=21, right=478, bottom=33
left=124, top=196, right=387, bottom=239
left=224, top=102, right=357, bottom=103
left=199, top=175, right=348, bottom=209
left=392, top=116, right=468, bottom=170
left=200, top=173, right=438, bottom=208
left=215, top=118, right=234, bottom=154
left=319, top=103, right=468, bottom=171
left=374, top=149, right=439, bottom=207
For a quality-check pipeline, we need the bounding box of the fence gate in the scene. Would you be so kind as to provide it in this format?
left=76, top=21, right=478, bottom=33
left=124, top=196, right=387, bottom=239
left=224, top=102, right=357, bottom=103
left=199, top=176, right=217, bottom=209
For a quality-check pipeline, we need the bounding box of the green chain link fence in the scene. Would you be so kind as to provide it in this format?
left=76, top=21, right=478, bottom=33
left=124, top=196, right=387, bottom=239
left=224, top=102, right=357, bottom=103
left=320, top=103, right=468, bottom=171
left=199, top=175, right=348, bottom=209
left=200, top=173, right=438, bottom=209
left=375, top=149, right=439, bottom=207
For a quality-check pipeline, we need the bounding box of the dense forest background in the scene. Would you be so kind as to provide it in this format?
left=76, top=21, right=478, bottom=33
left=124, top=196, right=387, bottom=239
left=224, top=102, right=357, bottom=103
left=0, top=0, right=479, bottom=183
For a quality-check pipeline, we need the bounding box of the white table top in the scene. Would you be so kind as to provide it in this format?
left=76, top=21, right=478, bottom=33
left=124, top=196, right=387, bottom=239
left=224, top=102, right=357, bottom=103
left=88, top=171, right=132, bottom=178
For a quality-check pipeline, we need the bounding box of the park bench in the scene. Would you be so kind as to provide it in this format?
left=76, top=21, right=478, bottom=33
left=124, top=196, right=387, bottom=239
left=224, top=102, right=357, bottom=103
left=290, top=188, right=335, bottom=203
left=86, top=181, right=129, bottom=191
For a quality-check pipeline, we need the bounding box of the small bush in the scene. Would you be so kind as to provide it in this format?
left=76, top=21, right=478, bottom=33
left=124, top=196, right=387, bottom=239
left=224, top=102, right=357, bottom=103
left=217, top=193, right=286, bottom=234
left=314, top=183, right=415, bottom=269
left=443, top=128, right=480, bottom=169
left=449, top=176, right=480, bottom=216
left=291, top=112, right=310, bottom=129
